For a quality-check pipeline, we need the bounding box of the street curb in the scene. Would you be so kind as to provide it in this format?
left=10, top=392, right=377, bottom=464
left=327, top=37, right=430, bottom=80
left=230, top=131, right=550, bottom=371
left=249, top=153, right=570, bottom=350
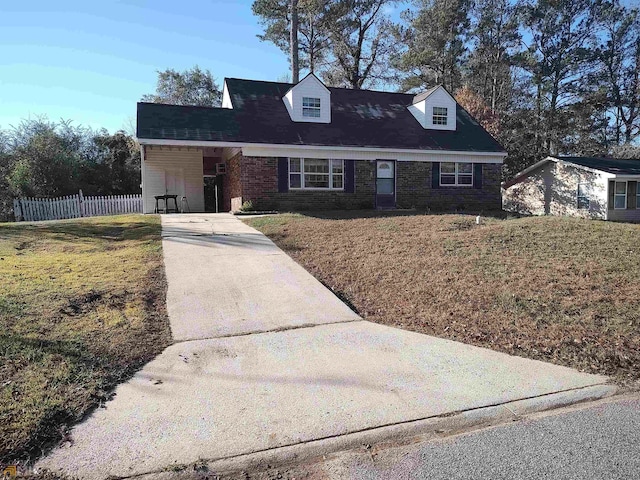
left=132, top=383, right=618, bottom=479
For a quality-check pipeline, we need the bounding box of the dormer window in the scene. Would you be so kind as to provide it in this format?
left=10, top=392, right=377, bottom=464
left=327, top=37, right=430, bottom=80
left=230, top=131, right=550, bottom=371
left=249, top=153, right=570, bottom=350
left=433, top=107, right=448, bottom=125
left=303, top=97, right=321, bottom=118
left=407, top=86, right=456, bottom=130
left=282, top=73, right=331, bottom=123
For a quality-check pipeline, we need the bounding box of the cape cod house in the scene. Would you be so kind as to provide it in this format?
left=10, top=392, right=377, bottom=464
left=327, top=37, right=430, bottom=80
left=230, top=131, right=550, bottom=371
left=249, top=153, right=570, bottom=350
left=136, top=73, right=507, bottom=214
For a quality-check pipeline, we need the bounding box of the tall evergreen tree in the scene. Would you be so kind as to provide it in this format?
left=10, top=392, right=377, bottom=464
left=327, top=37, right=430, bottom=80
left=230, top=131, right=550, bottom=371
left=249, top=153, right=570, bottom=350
left=594, top=1, right=640, bottom=145
left=290, top=0, right=301, bottom=82
left=394, top=0, right=470, bottom=92
left=516, top=0, right=601, bottom=156
left=465, top=0, right=520, bottom=114
left=253, top=0, right=332, bottom=78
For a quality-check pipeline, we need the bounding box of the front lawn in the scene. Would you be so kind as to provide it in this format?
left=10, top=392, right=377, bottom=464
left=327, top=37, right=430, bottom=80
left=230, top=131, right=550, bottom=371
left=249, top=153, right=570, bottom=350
left=247, top=213, right=640, bottom=383
left=0, top=215, right=171, bottom=463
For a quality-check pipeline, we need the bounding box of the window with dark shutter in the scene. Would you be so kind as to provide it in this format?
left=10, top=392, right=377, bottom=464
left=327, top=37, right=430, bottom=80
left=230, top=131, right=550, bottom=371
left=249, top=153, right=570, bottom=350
left=473, top=164, right=483, bottom=189
left=431, top=162, right=440, bottom=189
left=277, top=157, right=289, bottom=193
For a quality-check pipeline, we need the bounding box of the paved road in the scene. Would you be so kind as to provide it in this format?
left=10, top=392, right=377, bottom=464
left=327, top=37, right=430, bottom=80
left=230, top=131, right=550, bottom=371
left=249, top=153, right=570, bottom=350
left=269, top=395, right=640, bottom=480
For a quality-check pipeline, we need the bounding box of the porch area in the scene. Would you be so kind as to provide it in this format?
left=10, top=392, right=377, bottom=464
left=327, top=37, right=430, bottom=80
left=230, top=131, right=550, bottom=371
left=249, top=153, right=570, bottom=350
left=141, top=145, right=240, bottom=214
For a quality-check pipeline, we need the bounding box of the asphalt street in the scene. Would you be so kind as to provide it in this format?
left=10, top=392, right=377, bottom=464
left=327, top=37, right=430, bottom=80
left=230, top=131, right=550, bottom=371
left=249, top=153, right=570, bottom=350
left=314, top=395, right=640, bottom=480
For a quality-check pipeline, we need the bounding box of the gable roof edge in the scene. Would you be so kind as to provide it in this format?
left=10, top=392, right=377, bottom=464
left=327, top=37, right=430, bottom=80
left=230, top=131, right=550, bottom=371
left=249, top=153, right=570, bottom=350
left=283, top=72, right=331, bottom=97
left=412, top=85, right=454, bottom=105
left=503, top=156, right=555, bottom=188
left=554, top=156, right=617, bottom=177
left=503, top=155, right=618, bottom=188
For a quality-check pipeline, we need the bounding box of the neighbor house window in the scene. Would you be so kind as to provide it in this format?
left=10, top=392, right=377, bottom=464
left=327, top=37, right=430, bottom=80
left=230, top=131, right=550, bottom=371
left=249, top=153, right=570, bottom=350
left=302, top=97, right=321, bottom=118
left=432, top=107, right=448, bottom=125
left=289, top=158, right=343, bottom=190
left=637, top=185, right=640, bottom=209
left=614, top=181, right=627, bottom=209
left=440, top=162, right=473, bottom=186
left=577, top=183, right=590, bottom=210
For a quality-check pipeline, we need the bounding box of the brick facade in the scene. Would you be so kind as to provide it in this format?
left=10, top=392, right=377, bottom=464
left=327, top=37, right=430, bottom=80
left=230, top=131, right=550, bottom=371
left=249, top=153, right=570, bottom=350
left=269, top=160, right=376, bottom=210
left=230, top=154, right=502, bottom=212
left=241, top=156, right=279, bottom=208
left=396, top=162, right=502, bottom=211
left=223, top=152, right=242, bottom=212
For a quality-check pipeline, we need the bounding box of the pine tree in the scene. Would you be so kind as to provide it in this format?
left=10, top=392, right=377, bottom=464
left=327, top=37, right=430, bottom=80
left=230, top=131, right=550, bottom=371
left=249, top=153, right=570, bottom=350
left=394, top=0, right=470, bottom=92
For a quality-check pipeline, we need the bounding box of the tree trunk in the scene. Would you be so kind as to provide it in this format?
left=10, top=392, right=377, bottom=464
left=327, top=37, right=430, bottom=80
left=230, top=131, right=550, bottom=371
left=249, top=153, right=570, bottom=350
left=290, top=0, right=300, bottom=83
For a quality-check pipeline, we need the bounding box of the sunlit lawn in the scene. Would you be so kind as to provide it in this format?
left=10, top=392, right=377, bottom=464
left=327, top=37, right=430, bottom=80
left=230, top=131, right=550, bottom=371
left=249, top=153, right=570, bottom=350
left=0, top=215, right=171, bottom=463
left=248, top=212, right=640, bottom=384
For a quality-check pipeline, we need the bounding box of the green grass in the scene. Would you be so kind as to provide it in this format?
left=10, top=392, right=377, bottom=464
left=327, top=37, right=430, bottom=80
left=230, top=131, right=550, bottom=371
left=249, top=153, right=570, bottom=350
left=0, top=215, right=171, bottom=464
left=247, top=212, right=640, bottom=384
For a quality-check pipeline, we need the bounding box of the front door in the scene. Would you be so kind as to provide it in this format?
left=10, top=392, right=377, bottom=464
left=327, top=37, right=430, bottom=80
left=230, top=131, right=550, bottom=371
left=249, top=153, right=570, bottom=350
left=376, top=160, right=395, bottom=208
left=204, top=176, right=224, bottom=212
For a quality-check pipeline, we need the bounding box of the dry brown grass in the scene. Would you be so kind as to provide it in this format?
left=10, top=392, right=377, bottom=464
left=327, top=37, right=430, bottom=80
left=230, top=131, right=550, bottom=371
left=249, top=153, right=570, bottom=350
left=247, top=212, right=640, bottom=384
left=0, top=215, right=171, bottom=464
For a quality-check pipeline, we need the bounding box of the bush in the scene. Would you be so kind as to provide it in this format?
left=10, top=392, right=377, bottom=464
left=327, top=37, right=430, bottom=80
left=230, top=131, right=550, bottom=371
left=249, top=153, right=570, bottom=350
left=239, top=200, right=255, bottom=212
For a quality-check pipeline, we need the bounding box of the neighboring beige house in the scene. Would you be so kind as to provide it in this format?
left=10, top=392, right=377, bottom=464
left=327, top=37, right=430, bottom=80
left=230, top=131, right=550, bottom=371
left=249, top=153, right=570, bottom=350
left=503, top=156, right=640, bottom=222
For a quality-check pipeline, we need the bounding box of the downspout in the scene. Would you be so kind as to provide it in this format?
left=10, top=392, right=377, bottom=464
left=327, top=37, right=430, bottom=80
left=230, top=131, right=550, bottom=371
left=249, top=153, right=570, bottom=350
left=604, top=174, right=609, bottom=221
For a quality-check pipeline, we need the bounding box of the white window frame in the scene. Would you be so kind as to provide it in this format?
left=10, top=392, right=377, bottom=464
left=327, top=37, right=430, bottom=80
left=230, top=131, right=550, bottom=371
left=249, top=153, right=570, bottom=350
left=432, top=107, right=448, bottom=125
left=614, top=181, right=627, bottom=210
left=440, top=162, right=473, bottom=187
left=577, top=183, right=590, bottom=210
left=289, top=158, right=344, bottom=190
left=302, top=97, right=321, bottom=118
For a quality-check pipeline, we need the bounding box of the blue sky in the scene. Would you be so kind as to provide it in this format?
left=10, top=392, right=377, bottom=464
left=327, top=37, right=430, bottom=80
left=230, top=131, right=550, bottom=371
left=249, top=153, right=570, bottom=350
left=2, top=1, right=632, bottom=135
left=0, top=1, right=291, bottom=133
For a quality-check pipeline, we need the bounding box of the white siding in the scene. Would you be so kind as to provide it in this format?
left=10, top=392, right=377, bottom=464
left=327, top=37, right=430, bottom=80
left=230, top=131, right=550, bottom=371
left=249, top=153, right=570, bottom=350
left=503, top=161, right=607, bottom=220
left=221, top=81, right=233, bottom=109
left=142, top=147, right=204, bottom=214
left=408, top=87, right=457, bottom=131
left=608, top=207, right=640, bottom=222
left=282, top=74, right=331, bottom=123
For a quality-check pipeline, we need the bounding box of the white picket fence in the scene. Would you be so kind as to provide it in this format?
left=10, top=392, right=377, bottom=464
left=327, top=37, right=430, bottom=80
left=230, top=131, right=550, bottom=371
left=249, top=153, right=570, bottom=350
left=13, top=190, right=143, bottom=222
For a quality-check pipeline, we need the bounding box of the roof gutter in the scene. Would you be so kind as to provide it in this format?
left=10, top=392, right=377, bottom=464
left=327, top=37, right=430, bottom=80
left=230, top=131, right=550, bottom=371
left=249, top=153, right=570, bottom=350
left=136, top=138, right=508, bottom=158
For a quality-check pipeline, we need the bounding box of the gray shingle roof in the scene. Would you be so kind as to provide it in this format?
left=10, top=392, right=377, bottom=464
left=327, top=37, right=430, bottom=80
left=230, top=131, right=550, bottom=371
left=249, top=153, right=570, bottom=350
left=412, top=86, right=440, bottom=104
left=137, top=78, right=506, bottom=153
left=557, top=156, right=640, bottom=175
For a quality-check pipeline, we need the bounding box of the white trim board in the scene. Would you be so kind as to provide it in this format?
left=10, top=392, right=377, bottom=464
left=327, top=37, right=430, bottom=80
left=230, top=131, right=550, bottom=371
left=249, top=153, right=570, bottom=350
left=244, top=146, right=504, bottom=163
left=137, top=139, right=506, bottom=163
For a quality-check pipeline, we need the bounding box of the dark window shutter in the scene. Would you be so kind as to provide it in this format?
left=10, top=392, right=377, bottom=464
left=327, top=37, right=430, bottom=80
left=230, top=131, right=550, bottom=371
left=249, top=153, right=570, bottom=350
left=608, top=180, right=615, bottom=210
left=432, top=162, right=440, bottom=189
left=345, top=160, right=355, bottom=193
left=473, top=163, right=483, bottom=189
left=277, top=157, right=288, bottom=193
left=629, top=181, right=637, bottom=209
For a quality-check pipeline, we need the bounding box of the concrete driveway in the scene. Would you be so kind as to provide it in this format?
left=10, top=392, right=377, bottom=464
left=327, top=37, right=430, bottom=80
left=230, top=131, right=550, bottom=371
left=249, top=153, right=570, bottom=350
left=38, top=214, right=615, bottom=479
left=161, top=214, right=360, bottom=340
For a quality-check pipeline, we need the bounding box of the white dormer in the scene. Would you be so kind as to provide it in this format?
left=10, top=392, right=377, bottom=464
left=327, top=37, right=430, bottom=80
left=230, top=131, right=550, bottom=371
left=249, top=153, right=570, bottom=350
left=283, top=73, right=331, bottom=123
left=408, top=86, right=456, bottom=131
